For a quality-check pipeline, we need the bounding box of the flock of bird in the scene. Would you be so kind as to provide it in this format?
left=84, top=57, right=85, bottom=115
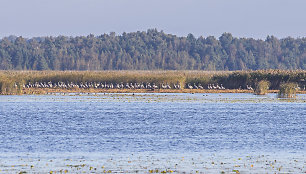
left=17, top=81, right=306, bottom=92
left=187, top=83, right=226, bottom=90
left=20, top=81, right=238, bottom=90
left=22, top=81, right=174, bottom=89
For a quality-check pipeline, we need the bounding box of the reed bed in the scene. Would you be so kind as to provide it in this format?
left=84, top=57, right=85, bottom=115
left=254, top=80, right=270, bottom=95
left=278, top=83, right=298, bottom=98
left=0, top=70, right=305, bottom=95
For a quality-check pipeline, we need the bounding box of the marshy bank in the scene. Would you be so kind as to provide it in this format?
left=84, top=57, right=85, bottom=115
left=0, top=70, right=305, bottom=95
left=1, top=152, right=304, bottom=174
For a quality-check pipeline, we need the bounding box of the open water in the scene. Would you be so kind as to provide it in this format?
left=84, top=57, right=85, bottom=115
left=0, top=93, right=305, bottom=173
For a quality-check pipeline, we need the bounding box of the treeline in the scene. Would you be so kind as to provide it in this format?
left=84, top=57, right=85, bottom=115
left=0, top=29, right=305, bottom=71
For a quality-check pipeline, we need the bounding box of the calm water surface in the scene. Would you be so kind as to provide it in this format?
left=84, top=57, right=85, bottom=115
left=0, top=93, right=305, bottom=173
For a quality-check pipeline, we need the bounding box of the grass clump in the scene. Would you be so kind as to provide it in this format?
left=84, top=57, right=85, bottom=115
left=0, top=75, right=17, bottom=95
left=278, top=83, right=297, bottom=98
left=254, top=80, right=270, bottom=95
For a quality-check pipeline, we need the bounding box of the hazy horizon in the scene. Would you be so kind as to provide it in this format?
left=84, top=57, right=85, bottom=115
left=0, top=0, right=305, bottom=39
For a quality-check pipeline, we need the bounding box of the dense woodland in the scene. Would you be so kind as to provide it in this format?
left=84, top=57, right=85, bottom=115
left=0, top=29, right=305, bottom=70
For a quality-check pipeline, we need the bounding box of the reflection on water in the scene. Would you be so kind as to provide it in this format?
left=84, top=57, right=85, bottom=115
left=0, top=93, right=305, bottom=173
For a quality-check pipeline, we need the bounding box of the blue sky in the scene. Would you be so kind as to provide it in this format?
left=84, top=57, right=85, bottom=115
left=0, top=0, right=305, bottom=39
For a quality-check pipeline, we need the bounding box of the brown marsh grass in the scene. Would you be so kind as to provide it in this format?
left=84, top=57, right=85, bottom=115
left=254, top=80, right=270, bottom=95
left=0, top=70, right=305, bottom=94
left=278, top=83, right=298, bottom=98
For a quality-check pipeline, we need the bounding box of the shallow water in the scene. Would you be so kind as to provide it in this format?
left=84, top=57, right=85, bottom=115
left=0, top=93, right=305, bottom=173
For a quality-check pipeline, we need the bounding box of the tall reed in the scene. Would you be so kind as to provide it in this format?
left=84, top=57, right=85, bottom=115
left=254, top=80, right=270, bottom=95
left=278, top=83, right=297, bottom=98
left=0, top=70, right=305, bottom=94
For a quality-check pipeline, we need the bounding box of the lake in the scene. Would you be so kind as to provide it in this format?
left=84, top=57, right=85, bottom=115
left=0, top=93, right=305, bottom=173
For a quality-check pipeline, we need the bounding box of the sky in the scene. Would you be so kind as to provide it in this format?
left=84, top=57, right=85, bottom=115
left=0, top=0, right=305, bottom=39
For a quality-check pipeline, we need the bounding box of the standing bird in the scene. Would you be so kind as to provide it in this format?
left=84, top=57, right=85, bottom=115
left=198, top=84, right=204, bottom=89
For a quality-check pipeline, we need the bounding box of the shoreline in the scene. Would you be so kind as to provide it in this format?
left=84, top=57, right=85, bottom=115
left=1, top=70, right=305, bottom=95
left=8, top=88, right=306, bottom=95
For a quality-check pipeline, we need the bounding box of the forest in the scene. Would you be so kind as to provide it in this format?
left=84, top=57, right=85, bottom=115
left=0, top=29, right=305, bottom=71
